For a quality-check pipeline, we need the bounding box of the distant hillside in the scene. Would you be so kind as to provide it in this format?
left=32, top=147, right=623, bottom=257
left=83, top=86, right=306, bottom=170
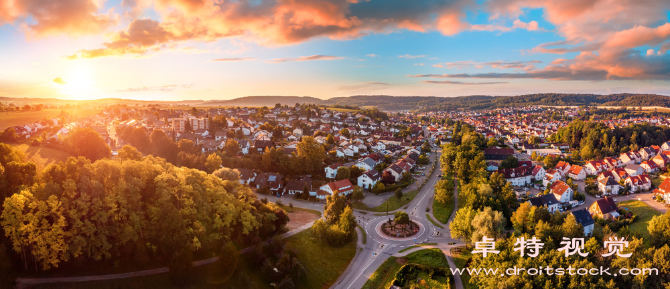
left=3, top=93, right=670, bottom=111
left=203, top=96, right=322, bottom=107
left=321, top=93, right=670, bottom=111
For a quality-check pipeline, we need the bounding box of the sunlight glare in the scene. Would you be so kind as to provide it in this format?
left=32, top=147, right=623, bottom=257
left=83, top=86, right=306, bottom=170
left=57, top=62, right=98, bottom=100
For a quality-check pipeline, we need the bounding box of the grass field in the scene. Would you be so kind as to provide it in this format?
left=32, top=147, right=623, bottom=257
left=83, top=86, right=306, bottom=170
left=284, top=228, right=358, bottom=289
left=652, top=177, right=664, bottom=188
left=618, top=200, right=662, bottom=242
left=8, top=143, right=71, bottom=170
left=280, top=204, right=322, bottom=217
left=426, top=214, right=444, bottom=229
left=432, top=197, right=455, bottom=224
left=362, top=248, right=451, bottom=289
left=0, top=108, right=101, bottom=131
left=33, top=252, right=273, bottom=289
left=352, top=189, right=420, bottom=212
left=451, top=248, right=476, bottom=289
left=397, top=243, right=438, bottom=253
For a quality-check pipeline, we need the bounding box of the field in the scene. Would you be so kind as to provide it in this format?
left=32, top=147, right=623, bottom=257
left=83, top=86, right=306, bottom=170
left=284, top=228, right=358, bottom=289
left=0, top=108, right=101, bottom=131
left=362, top=248, right=451, bottom=289
left=618, top=200, right=662, bottom=241
left=8, top=143, right=71, bottom=170
left=432, top=197, right=455, bottom=224
left=352, top=189, right=420, bottom=212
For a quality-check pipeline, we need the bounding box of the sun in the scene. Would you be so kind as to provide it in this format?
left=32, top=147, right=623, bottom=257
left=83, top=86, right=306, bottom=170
left=57, top=62, right=99, bottom=100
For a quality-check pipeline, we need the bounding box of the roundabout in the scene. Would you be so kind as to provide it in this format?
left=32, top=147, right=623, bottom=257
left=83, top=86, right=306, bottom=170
left=365, top=215, right=435, bottom=244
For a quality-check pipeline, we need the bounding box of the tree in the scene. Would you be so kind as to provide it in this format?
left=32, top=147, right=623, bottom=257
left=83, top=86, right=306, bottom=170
left=339, top=128, right=350, bottom=139
left=471, top=207, right=506, bottom=243
left=649, top=211, right=670, bottom=248
left=449, top=206, right=477, bottom=245
left=64, top=128, right=111, bottom=161
left=499, top=156, right=519, bottom=169
left=435, top=179, right=453, bottom=204
left=205, top=154, right=222, bottom=173
left=118, top=145, right=143, bottom=161
left=351, top=187, right=365, bottom=202
left=326, top=134, right=334, bottom=144
left=487, top=137, right=499, bottom=147
left=394, top=211, right=410, bottom=225
left=531, top=151, right=538, bottom=160
left=323, top=193, right=347, bottom=224
left=511, top=202, right=536, bottom=235
left=212, top=167, right=240, bottom=181
left=224, top=139, right=240, bottom=156
left=296, top=137, right=326, bottom=176
left=394, top=188, right=403, bottom=200
left=336, top=167, right=350, bottom=181
left=372, top=182, right=386, bottom=194
left=421, top=141, right=431, bottom=152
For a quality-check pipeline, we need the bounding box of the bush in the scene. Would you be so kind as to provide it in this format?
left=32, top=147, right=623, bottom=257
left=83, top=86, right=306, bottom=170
left=30, top=138, right=41, bottom=146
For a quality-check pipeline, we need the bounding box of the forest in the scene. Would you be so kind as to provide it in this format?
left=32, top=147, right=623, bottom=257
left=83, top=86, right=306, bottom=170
left=0, top=143, right=289, bottom=287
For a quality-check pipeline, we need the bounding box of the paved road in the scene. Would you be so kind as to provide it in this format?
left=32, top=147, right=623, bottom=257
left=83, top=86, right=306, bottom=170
left=332, top=142, right=467, bottom=289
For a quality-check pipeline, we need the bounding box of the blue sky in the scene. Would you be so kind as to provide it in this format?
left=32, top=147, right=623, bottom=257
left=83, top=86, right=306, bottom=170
left=1, top=0, right=669, bottom=100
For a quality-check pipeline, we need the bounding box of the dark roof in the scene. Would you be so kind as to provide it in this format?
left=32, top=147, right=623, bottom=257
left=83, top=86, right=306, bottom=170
left=571, top=209, right=594, bottom=227
left=238, top=168, right=255, bottom=180
left=528, top=194, right=559, bottom=207
left=484, top=147, right=514, bottom=155
left=594, top=197, right=618, bottom=214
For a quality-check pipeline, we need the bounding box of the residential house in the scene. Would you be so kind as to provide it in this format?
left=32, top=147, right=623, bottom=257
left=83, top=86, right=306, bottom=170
left=588, top=197, right=620, bottom=220
left=550, top=180, right=573, bottom=203
left=355, top=157, right=377, bottom=171
left=653, top=177, right=670, bottom=205
left=567, top=165, right=586, bottom=180
left=571, top=209, right=595, bottom=236
left=625, top=174, right=652, bottom=192
left=238, top=168, right=256, bottom=185
left=528, top=194, right=560, bottom=213
left=358, top=169, right=380, bottom=190
left=555, top=161, right=571, bottom=177
left=325, top=163, right=342, bottom=179
left=543, top=169, right=562, bottom=187
left=640, top=161, right=659, bottom=173
left=495, top=166, right=533, bottom=187
left=598, top=176, right=620, bottom=195
left=531, top=165, right=546, bottom=181
left=484, top=147, right=514, bottom=160
left=318, top=179, right=354, bottom=198
left=624, top=164, right=644, bottom=177
left=254, top=173, right=284, bottom=195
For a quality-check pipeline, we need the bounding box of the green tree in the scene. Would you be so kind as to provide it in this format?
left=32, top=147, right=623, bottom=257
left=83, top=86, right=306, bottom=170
left=64, top=128, right=111, bottom=161
left=223, top=139, right=240, bottom=156
left=511, top=202, right=536, bottom=234
left=394, top=211, right=410, bottom=225
left=339, top=128, right=350, bottom=138
left=205, top=153, right=222, bottom=173
left=471, top=207, right=506, bottom=243
left=351, top=187, right=365, bottom=202
left=336, top=167, right=350, bottom=181
left=449, top=206, right=477, bottom=245
left=296, top=136, right=326, bottom=176
left=118, top=145, right=143, bottom=161
left=394, top=188, right=403, bottom=200
left=487, top=137, right=499, bottom=147
left=323, top=193, right=347, bottom=224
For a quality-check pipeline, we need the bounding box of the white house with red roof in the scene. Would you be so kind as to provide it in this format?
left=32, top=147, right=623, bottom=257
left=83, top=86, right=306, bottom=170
left=319, top=179, right=355, bottom=198
left=531, top=165, right=545, bottom=181
left=554, top=161, right=571, bottom=177
left=325, top=163, right=342, bottom=179
left=550, top=180, right=573, bottom=203
left=624, top=174, right=651, bottom=192
left=653, top=177, right=670, bottom=205
left=640, top=161, right=659, bottom=173
left=567, top=165, right=586, bottom=180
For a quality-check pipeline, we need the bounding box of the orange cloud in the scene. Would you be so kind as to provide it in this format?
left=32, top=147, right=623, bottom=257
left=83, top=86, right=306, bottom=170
left=0, top=0, right=116, bottom=36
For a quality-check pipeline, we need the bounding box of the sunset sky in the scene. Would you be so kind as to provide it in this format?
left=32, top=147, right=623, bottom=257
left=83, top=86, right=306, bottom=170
left=1, top=0, right=670, bottom=101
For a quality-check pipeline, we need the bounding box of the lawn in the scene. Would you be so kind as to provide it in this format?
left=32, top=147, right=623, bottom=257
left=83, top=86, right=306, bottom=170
left=0, top=108, right=101, bottom=131
left=451, top=247, right=477, bottom=289
left=280, top=204, right=322, bottom=217
left=357, top=225, right=367, bottom=244
left=8, top=143, right=71, bottom=170
left=426, top=214, right=444, bottom=229
left=362, top=248, right=451, bottom=289
left=618, top=200, right=662, bottom=242
left=652, top=177, right=664, bottom=188
left=432, top=197, right=455, bottom=224
left=284, top=228, right=358, bottom=289
left=397, top=243, right=438, bottom=253
left=352, top=189, right=421, bottom=213
left=33, top=252, right=273, bottom=289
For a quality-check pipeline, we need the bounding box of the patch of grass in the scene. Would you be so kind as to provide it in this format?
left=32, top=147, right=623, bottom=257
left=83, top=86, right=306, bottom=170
left=8, top=143, right=71, bottom=170
left=432, top=197, right=454, bottom=224
left=397, top=243, right=438, bottom=253
left=358, top=189, right=421, bottom=213
left=0, top=108, right=101, bottom=131
left=358, top=224, right=367, bottom=245
left=618, top=200, right=662, bottom=241
left=32, top=252, right=272, bottom=289
left=426, top=214, right=444, bottom=229
left=652, top=177, right=663, bottom=188
left=279, top=205, right=322, bottom=217
left=452, top=247, right=476, bottom=289
left=284, top=228, right=357, bottom=289
left=363, top=248, right=450, bottom=289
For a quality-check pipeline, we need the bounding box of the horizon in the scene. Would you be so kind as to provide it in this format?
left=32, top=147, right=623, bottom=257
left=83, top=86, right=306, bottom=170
left=1, top=1, right=670, bottom=101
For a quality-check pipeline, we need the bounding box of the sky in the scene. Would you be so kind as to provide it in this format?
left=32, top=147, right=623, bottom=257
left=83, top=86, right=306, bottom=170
left=1, top=0, right=670, bottom=101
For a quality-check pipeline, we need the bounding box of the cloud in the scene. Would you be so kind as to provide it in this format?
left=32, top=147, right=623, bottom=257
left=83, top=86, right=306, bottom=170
left=366, top=54, right=379, bottom=57
left=433, top=60, right=541, bottom=70
left=470, top=19, right=543, bottom=32
left=336, top=81, right=391, bottom=90
left=116, top=84, right=194, bottom=92
left=398, top=54, right=428, bottom=59
left=65, top=0, right=476, bottom=58
left=421, top=80, right=508, bottom=85
left=267, top=55, right=345, bottom=63
left=210, top=57, right=257, bottom=62
left=0, top=0, right=116, bottom=36
left=53, top=77, right=66, bottom=85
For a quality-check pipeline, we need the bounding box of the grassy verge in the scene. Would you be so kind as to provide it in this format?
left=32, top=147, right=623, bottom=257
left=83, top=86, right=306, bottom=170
left=0, top=108, right=101, bottom=131
left=652, top=177, right=663, bottom=188
left=8, top=143, right=71, bottom=170
left=352, top=189, right=421, bottom=213
left=284, top=228, right=357, bottom=289
left=397, top=243, right=438, bottom=253
left=33, top=252, right=272, bottom=289
left=432, top=197, right=454, bottom=224
left=357, top=225, right=367, bottom=245
left=279, top=205, right=322, bottom=217
left=452, top=247, right=476, bottom=289
left=426, top=214, right=444, bottom=229
left=362, top=248, right=451, bottom=289
left=618, top=200, right=662, bottom=241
